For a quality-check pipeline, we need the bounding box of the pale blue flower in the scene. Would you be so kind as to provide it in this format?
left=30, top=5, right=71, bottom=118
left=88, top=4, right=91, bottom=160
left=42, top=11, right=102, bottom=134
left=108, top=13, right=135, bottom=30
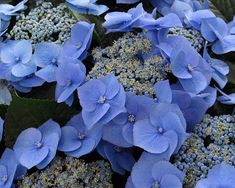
left=195, top=163, right=235, bottom=188
left=58, top=113, right=102, bottom=158
left=34, top=42, right=62, bottom=83
left=66, top=0, right=108, bottom=16
left=13, top=119, right=61, bottom=169
left=97, top=140, right=135, bottom=175
left=78, top=74, right=126, bottom=129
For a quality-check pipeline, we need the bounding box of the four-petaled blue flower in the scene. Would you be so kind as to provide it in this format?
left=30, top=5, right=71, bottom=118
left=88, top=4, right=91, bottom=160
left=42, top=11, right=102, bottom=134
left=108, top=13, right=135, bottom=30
left=97, top=140, right=135, bottom=175
left=102, top=92, right=155, bottom=147
left=13, top=119, right=61, bottom=169
left=66, top=0, right=109, bottom=16
left=61, top=21, right=94, bottom=61
left=133, top=103, right=189, bottom=157
left=58, top=113, right=102, bottom=158
left=0, top=40, right=36, bottom=78
left=34, top=42, right=62, bottom=83
left=78, top=74, right=126, bottom=129
left=170, top=36, right=213, bottom=94
left=127, top=151, right=184, bottom=188
left=195, top=163, right=235, bottom=188
left=0, top=148, right=26, bottom=188
left=55, top=58, right=86, bottom=106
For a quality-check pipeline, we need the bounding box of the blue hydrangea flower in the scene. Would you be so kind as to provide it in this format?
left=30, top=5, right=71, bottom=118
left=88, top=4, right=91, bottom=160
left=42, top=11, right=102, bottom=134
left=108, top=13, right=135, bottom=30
left=58, top=113, right=102, bottom=158
left=0, top=117, right=3, bottom=142
left=154, top=80, right=212, bottom=131
left=13, top=119, right=61, bottom=169
left=97, top=140, right=135, bottom=175
left=0, top=148, right=26, bottom=188
left=133, top=103, right=189, bottom=157
left=116, top=0, right=140, bottom=4
left=66, top=0, right=108, bottom=16
left=0, top=40, right=36, bottom=77
left=61, top=21, right=94, bottom=61
left=0, top=0, right=27, bottom=32
left=55, top=58, right=86, bottom=106
left=170, top=36, right=213, bottom=94
left=195, top=163, right=235, bottom=188
left=78, top=74, right=126, bottom=129
left=203, top=42, right=229, bottom=89
left=128, top=151, right=184, bottom=188
left=185, top=9, right=216, bottom=30
left=102, top=92, right=155, bottom=147
left=34, top=42, right=62, bottom=83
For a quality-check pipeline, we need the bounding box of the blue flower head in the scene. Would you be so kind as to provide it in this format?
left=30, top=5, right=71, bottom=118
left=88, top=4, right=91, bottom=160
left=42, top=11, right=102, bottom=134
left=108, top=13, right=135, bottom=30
left=55, top=58, right=86, bottom=106
left=0, top=117, right=3, bottom=142
left=0, top=40, right=36, bottom=78
left=0, top=148, right=26, bottom=188
left=13, top=119, right=61, bottom=170
left=97, top=140, right=135, bottom=175
left=102, top=92, right=155, bottom=147
left=128, top=151, right=184, bottom=188
left=34, top=42, right=62, bottom=83
left=66, top=0, right=109, bottom=16
left=195, top=163, right=235, bottom=188
left=61, top=21, right=94, bottom=61
left=58, top=113, right=102, bottom=158
left=170, top=36, right=213, bottom=94
left=133, top=103, right=189, bottom=157
left=78, top=74, right=126, bottom=129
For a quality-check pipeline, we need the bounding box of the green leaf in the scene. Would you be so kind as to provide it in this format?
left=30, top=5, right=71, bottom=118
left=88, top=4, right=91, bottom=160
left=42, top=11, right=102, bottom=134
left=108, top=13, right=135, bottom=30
left=209, top=0, right=235, bottom=22
left=4, top=95, right=78, bottom=147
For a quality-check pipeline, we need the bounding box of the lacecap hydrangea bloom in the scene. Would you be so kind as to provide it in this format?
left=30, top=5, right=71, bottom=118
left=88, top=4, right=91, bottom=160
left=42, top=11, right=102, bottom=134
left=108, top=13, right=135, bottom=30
left=78, top=73, right=126, bottom=129
left=58, top=113, right=102, bottom=158
left=13, top=119, right=61, bottom=169
left=195, top=163, right=235, bottom=188
left=102, top=92, right=155, bottom=147
left=97, top=140, right=135, bottom=175
left=0, top=148, right=26, bottom=188
left=0, top=40, right=36, bottom=78
left=127, top=151, right=184, bottom=188
left=55, top=58, right=86, bottom=106
left=133, top=103, right=189, bottom=157
left=66, top=0, right=109, bottom=16
left=61, top=21, right=94, bottom=61
left=34, top=42, right=62, bottom=83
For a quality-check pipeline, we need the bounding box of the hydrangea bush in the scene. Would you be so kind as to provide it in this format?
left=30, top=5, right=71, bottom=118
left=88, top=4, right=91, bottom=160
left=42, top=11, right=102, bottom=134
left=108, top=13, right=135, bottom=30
left=0, top=0, right=235, bottom=187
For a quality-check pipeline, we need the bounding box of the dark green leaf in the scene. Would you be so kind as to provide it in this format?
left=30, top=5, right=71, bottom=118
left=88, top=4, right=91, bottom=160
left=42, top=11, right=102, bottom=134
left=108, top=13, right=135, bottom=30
left=209, top=0, right=235, bottom=22
left=4, top=95, right=78, bottom=147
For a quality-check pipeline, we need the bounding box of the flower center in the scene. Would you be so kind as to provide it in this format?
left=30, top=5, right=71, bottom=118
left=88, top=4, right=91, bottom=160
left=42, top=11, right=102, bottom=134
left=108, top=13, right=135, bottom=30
left=98, top=96, right=106, bottom=104
left=78, top=132, right=86, bottom=140
left=128, top=114, right=136, bottom=123
left=151, top=181, right=160, bottom=188
left=157, top=126, right=164, bottom=134
left=51, top=58, right=57, bottom=64
left=35, top=142, right=43, bottom=148
left=113, top=146, right=122, bottom=153
left=1, top=175, right=8, bottom=183
left=77, top=41, right=82, bottom=49
left=15, top=57, right=20, bottom=63
left=66, top=80, right=72, bottom=86
left=187, top=64, right=194, bottom=72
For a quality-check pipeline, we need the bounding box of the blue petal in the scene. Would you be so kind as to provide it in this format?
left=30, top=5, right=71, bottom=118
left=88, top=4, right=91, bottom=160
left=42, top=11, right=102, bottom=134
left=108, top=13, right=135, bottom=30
left=35, top=64, right=57, bottom=83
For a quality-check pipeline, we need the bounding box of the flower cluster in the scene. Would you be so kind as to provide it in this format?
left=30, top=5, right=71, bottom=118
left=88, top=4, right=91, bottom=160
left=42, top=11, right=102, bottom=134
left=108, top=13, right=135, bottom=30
left=173, top=114, right=235, bottom=187
left=0, top=0, right=235, bottom=187
left=6, top=1, right=77, bottom=45
left=17, top=156, right=113, bottom=188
